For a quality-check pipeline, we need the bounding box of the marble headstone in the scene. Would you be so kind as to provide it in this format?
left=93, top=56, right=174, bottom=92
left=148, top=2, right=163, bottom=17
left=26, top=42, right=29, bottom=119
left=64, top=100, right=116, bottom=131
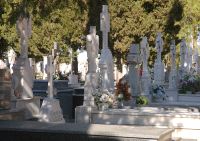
left=84, top=26, right=99, bottom=106
left=99, top=5, right=114, bottom=92
left=140, top=37, right=151, bottom=99
left=12, top=15, right=33, bottom=99
left=153, top=33, right=165, bottom=85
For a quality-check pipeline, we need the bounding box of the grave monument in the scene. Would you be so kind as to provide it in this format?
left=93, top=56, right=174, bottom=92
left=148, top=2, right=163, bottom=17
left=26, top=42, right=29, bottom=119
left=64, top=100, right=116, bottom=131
left=68, top=48, right=79, bottom=86
left=99, top=5, right=114, bottom=92
left=179, top=38, right=186, bottom=78
left=167, top=40, right=178, bottom=101
left=127, top=44, right=141, bottom=104
left=153, top=32, right=165, bottom=85
left=39, top=55, right=65, bottom=123
left=140, top=37, right=151, bottom=100
left=11, top=14, right=40, bottom=119
left=83, top=26, right=99, bottom=106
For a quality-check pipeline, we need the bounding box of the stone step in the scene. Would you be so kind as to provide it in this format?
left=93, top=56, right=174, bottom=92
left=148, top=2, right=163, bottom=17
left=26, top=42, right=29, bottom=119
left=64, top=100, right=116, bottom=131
left=85, top=106, right=200, bottom=140
left=0, top=109, right=25, bottom=120
left=0, top=121, right=174, bottom=141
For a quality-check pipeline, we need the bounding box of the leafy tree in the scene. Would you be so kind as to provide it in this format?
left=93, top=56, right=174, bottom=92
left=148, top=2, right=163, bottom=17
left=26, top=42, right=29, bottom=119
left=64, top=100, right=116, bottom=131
left=0, top=0, right=88, bottom=63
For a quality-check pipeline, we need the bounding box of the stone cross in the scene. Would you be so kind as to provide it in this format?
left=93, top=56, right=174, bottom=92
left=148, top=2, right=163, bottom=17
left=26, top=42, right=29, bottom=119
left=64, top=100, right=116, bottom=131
left=140, top=36, right=149, bottom=71
left=140, top=37, right=151, bottom=99
left=68, top=48, right=73, bottom=75
left=99, top=5, right=114, bottom=92
left=16, top=15, right=31, bottom=58
left=86, top=26, right=99, bottom=73
left=100, top=5, right=110, bottom=49
left=170, top=40, right=176, bottom=69
left=47, top=55, right=54, bottom=98
left=155, top=32, right=163, bottom=62
left=169, top=40, right=177, bottom=89
left=153, top=33, right=165, bottom=85
left=52, top=42, right=58, bottom=74
left=127, top=44, right=141, bottom=97
left=180, top=38, right=186, bottom=70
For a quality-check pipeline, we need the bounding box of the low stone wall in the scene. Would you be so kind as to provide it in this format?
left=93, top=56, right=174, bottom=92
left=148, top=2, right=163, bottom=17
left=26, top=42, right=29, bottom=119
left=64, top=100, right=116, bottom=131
left=0, top=121, right=173, bottom=141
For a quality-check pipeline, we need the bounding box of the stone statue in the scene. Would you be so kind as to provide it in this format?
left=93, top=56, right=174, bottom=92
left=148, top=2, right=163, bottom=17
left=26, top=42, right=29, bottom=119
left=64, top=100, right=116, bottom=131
left=86, top=26, right=99, bottom=73
left=16, top=15, right=32, bottom=58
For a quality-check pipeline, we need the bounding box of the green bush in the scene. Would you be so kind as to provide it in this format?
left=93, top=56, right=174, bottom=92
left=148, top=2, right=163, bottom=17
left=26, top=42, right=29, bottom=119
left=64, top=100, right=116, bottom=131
left=136, top=96, right=149, bottom=106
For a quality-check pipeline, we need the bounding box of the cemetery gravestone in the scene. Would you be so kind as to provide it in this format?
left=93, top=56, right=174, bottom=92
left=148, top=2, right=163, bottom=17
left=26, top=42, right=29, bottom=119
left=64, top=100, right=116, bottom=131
left=140, top=37, right=151, bottom=100
left=153, top=32, right=165, bottom=85
left=99, top=5, right=114, bottom=92
left=127, top=44, right=142, bottom=103
left=11, top=15, right=40, bottom=119
left=83, top=26, right=99, bottom=106
left=39, top=55, right=65, bottom=123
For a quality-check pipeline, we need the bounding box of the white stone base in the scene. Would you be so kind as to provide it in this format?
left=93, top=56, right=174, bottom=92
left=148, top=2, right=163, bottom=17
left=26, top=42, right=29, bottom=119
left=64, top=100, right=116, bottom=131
left=89, top=107, right=200, bottom=140
left=75, top=106, right=92, bottom=124
left=39, top=98, right=65, bottom=123
left=11, top=96, right=40, bottom=119
left=68, top=74, right=79, bottom=85
left=166, top=89, right=178, bottom=102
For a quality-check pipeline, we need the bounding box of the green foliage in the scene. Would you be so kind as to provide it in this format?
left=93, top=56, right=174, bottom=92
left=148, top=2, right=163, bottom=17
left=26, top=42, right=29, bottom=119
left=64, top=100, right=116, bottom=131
left=0, top=0, right=88, bottom=62
left=0, top=0, right=200, bottom=69
left=136, top=95, right=149, bottom=106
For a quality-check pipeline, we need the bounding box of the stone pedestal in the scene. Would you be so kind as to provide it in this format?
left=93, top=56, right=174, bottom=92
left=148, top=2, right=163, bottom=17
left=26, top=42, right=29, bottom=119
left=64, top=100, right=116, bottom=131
left=68, top=74, right=79, bottom=86
left=83, top=73, right=98, bottom=106
left=141, top=70, right=151, bottom=101
left=165, top=89, right=178, bottom=102
left=99, top=48, right=114, bottom=92
left=0, top=69, right=11, bottom=109
left=153, top=59, right=165, bottom=85
left=127, top=44, right=141, bottom=100
left=75, top=106, right=92, bottom=124
left=11, top=97, right=40, bottom=119
left=12, top=58, right=33, bottom=99
left=39, top=98, right=65, bottom=123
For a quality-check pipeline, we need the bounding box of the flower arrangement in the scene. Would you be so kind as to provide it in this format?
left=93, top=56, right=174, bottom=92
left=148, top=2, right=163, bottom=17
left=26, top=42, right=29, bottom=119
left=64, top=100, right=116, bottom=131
left=179, top=73, right=200, bottom=94
left=115, top=75, right=131, bottom=101
left=92, top=89, right=116, bottom=109
left=151, top=84, right=167, bottom=101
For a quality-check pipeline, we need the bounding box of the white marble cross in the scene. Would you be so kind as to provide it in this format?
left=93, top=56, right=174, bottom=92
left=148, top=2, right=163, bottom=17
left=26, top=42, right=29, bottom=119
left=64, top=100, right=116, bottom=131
left=16, top=15, right=32, bottom=58
left=140, top=36, right=149, bottom=71
left=170, top=40, right=176, bottom=68
left=155, top=32, right=163, bottom=61
left=47, top=55, right=54, bottom=98
left=100, top=5, right=110, bottom=49
left=180, top=38, right=186, bottom=69
left=86, top=26, right=99, bottom=73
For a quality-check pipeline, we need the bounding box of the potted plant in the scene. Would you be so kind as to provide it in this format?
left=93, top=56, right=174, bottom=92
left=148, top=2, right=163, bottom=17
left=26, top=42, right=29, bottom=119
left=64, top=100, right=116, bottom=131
left=151, top=84, right=167, bottom=102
